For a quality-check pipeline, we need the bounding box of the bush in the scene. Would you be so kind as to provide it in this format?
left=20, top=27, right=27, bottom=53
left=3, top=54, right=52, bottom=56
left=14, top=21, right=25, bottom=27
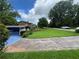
left=0, top=24, right=9, bottom=58
left=75, top=29, right=79, bottom=33
left=38, top=17, right=48, bottom=28
left=20, top=31, right=26, bottom=36
left=22, top=31, right=32, bottom=38
left=0, top=24, right=9, bottom=51
left=75, top=27, right=79, bottom=33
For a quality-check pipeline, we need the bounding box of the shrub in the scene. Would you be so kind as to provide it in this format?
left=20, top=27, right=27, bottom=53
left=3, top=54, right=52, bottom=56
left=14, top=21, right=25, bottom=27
left=0, top=24, right=9, bottom=58
left=22, top=31, right=32, bottom=38
left=75, top=27, right=79, bottom=33
left=38, top=17, right=48, bottom=28
left=20, top=31, right=26, bottom=36
left=75, top=29, right=79, bottom=33
left=0, top=24, right=9, bottom=51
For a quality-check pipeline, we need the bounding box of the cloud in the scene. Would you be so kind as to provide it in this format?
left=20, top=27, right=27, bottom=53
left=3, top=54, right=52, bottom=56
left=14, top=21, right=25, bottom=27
left=18, top=0, right=79, bottom=24
left=18, top=9, right=40, bottom=24
left=74, top=0, right=79, bottom=4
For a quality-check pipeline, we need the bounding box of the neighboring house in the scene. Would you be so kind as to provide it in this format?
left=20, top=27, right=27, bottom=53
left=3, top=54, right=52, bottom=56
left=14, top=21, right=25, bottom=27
left=17, top=21, right=32, bottom=28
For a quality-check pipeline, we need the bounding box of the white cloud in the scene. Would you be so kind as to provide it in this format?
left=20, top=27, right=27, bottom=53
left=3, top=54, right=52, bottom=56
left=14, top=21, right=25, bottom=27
left=18, top=0, right=79, bottom=24
left=18, top=9, right=39, bottom=24
left=74, top=0, right=79, bottom=4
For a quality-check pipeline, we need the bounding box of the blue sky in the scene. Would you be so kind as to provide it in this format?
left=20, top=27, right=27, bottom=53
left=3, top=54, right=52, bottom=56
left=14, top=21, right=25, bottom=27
left=9, top=0, right=35, bottom=13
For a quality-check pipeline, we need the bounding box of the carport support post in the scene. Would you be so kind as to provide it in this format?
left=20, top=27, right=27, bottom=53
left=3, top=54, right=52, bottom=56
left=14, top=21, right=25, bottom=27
left=19, top=27, right=21, bottom=35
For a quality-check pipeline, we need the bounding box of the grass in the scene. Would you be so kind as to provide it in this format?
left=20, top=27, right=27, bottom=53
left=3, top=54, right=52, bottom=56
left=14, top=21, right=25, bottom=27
left=28, top=28, right=79, bottom=39
left=3, top=50, right=79, bottom=59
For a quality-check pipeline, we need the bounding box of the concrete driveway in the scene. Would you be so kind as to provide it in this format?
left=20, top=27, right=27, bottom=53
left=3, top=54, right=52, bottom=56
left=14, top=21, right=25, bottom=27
left=6, top=36, right=79, bottom=52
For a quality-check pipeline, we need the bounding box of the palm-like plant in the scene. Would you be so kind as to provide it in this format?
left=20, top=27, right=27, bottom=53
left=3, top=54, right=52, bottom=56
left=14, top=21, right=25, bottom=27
left=0, top=0, right=20, bottom=25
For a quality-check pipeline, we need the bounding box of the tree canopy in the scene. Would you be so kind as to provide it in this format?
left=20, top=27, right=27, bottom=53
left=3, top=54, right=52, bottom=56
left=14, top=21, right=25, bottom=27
left=38, top=17, right=48, bottom=28
left=0, top=0, right=19, bottom=55
left=48, top=0, right=79, bottom=27
left=0, top=0, right=20, bottom=25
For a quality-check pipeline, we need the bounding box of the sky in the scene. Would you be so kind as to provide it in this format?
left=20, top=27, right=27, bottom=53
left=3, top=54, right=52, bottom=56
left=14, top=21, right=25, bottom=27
left=9, top=0, right=79, bottom=24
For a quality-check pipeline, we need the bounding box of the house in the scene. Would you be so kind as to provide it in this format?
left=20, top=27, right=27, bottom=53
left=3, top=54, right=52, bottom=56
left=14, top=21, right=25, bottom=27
left=17, top=21, right=32, bottom=28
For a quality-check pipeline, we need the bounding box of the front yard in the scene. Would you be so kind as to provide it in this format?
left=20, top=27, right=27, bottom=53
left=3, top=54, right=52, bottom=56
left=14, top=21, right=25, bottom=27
left=28, top=28, right=79, bottom=39
left=4, top=50, right=79, bottom=59
left=4, top=28, right=79, bottom=59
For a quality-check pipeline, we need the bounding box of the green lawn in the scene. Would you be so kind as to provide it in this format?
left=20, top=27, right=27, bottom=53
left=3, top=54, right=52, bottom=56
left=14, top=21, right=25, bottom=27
left=3, top=50, right=79, bottom=59
left=28, top=28, right=79, bottom=38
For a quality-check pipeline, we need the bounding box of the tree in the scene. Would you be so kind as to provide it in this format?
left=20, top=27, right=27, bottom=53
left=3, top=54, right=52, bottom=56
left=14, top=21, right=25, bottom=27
left=0, top=24, right=9, bottom=57
left=49, top=18, right=57, bottom=27
left=0, top=0, right=19, bottom=58
left=73, top=4, right=79, bottom=27
left=38, top=17, right=48, bottom=28
left=0, top=16, right=17, bottom=25
left=0, top=0, right=19, bottom=25
left=48, top=0, right=73, bottom=27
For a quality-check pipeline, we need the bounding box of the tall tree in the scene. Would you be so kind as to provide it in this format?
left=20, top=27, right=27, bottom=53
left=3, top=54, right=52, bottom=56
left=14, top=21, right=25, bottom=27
left=38, top=17, right=48, bottom=28
left=73, top=4, right=79, bottom=27
left=0, top=0, right=20, bottom=25
left=48, top=0, right=73, bottom=27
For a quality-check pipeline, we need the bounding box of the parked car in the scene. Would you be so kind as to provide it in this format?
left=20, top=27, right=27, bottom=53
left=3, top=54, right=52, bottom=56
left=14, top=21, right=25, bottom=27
left=61, top=26, right=70, bottom=29
left=75, top=27, right=79, bottom=33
